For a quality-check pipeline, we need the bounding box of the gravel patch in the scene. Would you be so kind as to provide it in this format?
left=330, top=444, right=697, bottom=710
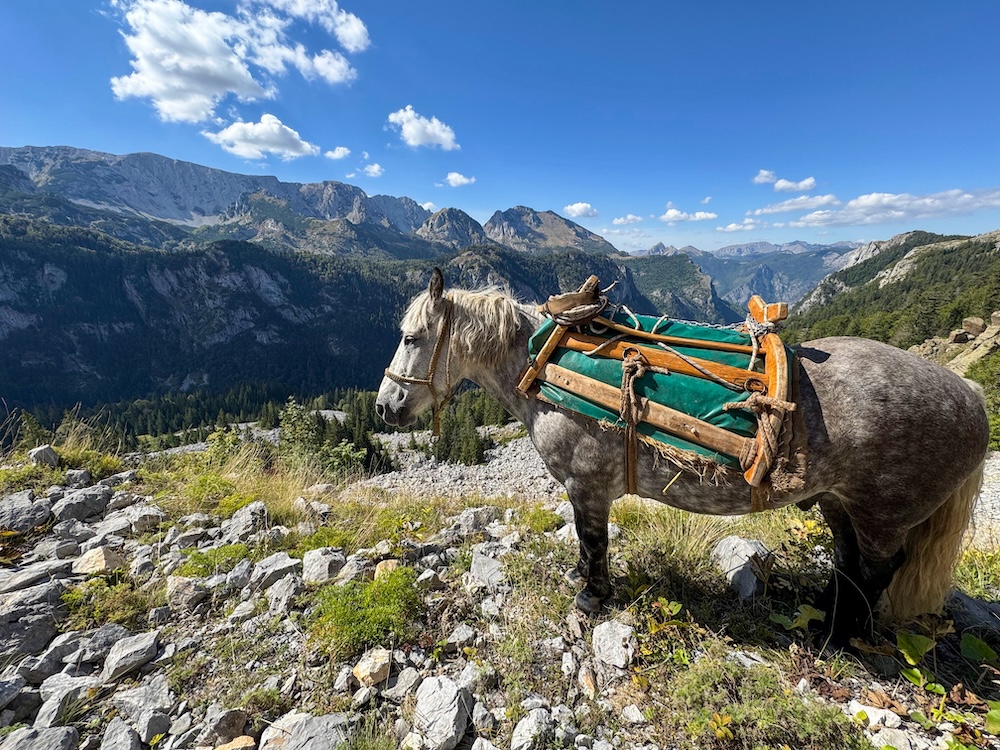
left=343, top=428, right=563, bottom=503
left=353, top=434, right=1000, bottom=547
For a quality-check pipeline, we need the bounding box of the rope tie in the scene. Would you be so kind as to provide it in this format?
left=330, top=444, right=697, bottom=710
left=743, top=314, right=775, bottom=371
left=620, top=348, right=670, bottom=494
left=725, top=392, right=796, bottom=473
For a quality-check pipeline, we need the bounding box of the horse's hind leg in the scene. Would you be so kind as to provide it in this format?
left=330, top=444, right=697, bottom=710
left=817, top=494, right=905, bottom=647
left=564, top=480, right=614, bottom=613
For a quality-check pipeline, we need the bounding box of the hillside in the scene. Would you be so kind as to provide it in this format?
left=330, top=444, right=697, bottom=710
left=783, top=230, right=999, bottom=347
left=622, top=254, right=741, bottom=323
left=0, top=218, right=691, bottom=413
left=0, top=146, right=624, bottom=259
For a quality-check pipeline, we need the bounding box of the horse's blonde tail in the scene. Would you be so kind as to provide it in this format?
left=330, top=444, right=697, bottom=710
left=881, top=457, right=984, bottom=623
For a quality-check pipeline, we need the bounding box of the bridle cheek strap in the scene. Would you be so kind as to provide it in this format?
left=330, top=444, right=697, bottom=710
left=383, top=299, right=455, bottom=436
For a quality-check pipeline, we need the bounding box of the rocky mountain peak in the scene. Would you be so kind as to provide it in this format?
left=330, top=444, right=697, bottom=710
left=483, top=206, right=619, bottom=255
left=414, top=208, right=492, bottom=249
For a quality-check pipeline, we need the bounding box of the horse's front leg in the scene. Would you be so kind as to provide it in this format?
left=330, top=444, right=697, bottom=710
left=563, top=479, right=614, bottom=613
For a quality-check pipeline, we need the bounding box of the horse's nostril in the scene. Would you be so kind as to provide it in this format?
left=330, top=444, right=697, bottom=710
left=375, top=402, right=386, bottom=420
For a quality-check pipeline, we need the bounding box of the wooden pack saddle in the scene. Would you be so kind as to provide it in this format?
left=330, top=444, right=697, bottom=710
left=517, top=276, right=795, bottom=503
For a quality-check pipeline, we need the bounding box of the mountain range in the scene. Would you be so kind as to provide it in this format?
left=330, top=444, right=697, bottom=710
left=2, top=144, right=996, bottom=417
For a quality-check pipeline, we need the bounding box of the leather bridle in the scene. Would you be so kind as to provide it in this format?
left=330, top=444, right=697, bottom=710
left=383, top=298, right=455, bottom=435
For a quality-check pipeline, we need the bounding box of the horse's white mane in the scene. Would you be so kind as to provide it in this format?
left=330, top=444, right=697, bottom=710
left=401, top=287, right=534, bottom=366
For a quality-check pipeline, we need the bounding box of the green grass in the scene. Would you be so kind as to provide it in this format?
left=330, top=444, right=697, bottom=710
left=308, top=567, right=424, bottom=660
left=666, top=644, right=874, bottom=749
left=61, top=574, right=166, bottom=631
left=954, top=546, right=1000, bottom=601
left=0, top=462, right=63, bottom=493
left=173, top=543, right=256, bottom=577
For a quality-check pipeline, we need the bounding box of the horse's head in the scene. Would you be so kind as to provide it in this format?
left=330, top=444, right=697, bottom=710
left=376, top=268, right=459, bottom=428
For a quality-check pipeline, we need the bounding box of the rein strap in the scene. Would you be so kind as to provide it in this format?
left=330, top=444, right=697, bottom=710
left=383, top=299, right=455, bottom=435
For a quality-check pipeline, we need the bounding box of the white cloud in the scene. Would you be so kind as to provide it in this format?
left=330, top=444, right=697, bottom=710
left=345, top=171, right=356, bottom=178
left=789, top=188, right=1000, bottom=227
left=717, top=218, right=760, bottom=232
left=602, top=227, right=649, bottom=238
left=774, top=176, right=816, bottom=192
left=362, top=163, right=383, bottom=177
left=202, top=113, right=319, bottom=159
left=444, top=172, right=475, bottom=187
left=309, top=49, right=356, bottom=84
left=701, top=196, right=712, bottom=204
left=255, top=0, right=371, bottom=52
left=361, top=150, right=369, bottom=160
left=659, top=204, right=718, bottom=224
left=324, top=146, right=351, bottom=159
left=612, top=214, right=643, bottom=225
left=110, top=0, right=365, bottom=124
left=751, top=194, right=840, bottom=215
left=753, top=169, right=776, bottom=185
left=564, top=202, right=598, bottom=218
left=387, top=105, right=459, bottom=150
left=420, top=201, right=437, bottom=212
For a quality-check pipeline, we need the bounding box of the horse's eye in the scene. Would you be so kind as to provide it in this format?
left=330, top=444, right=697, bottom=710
left=404, top=335, right=419, bottom=346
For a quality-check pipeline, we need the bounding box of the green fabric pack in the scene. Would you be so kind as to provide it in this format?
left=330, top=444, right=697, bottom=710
left=527, top=312, right=767, bottom=468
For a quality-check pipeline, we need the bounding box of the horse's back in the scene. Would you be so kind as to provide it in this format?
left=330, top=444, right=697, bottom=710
left=796, top=336, right=989, bottom=501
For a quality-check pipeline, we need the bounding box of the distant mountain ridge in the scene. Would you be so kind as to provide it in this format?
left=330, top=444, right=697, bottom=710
left=631, top=238, right=863, bottom=309
left=0, top=146, right=610, bottom=258
left=484, top=206, right=619, bottom=255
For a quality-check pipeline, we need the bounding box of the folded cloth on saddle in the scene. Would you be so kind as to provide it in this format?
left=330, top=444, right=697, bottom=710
left=527, top=311, right=791, bottom=469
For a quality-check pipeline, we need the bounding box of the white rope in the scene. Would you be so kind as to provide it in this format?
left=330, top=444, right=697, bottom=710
left=743, top=314, right=775, bottom=371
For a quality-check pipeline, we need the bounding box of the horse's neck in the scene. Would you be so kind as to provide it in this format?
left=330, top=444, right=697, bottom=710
left=467, top=305, right=543, bottom=425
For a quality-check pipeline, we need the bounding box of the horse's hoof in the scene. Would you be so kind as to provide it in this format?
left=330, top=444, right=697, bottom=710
left=564, top=568, right=587, bottom=587
left=574, top=590, right=605, bottom=614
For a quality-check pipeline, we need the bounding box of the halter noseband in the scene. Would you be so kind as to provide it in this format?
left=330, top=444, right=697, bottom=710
left=383, top=298, right=455, bottom=435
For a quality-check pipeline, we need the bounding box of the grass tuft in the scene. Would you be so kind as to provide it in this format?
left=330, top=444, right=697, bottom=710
left=61, top=573, right=165, bottom=631
left=308, top=567, right=424, bottom=661
left=174, top=543, right=256, bottom=577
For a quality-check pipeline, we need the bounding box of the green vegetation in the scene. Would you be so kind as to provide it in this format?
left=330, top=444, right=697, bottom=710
left=784, top=233, right=998, bottom=348
left=308, top=567, right=424, bottom=660
left=61, top=574, right=165, bottom=631
left=666, top=644, right=872, bottom=749
left=174, top=543, right=255, bottom=577
left=967, top=350, right=1000, bottom=450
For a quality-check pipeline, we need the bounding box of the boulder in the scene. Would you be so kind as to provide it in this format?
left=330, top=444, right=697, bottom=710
left=591, top=620, right=636, bottom=669
left=353, top=648, right=393, bottom=687
left=0, top=727, right=79, bottom=750
left=0, top=580, right=67, bottom=658
left=72, top=546, right=126, bottom=575
left=166, top=576, right=208, bottom=611
left=27, top=445, right=59, bottom=468
left=413, top=676, right=472, bottom=750
left=197, top=703, right=248, bottom=745
left=280, top=713, right=355, bottom=749
left=134, top=708, right=171, bottom=744
left=963, top=316, right=987, bottom=335
left=302, top=547, right=346, bottom=584
left=711, top=535, right=771, bottom=599
left=259, top=710, right=312, bottom=750
left=100, top=630, right=159, bottom=683
left=0, top=490, right=51, bottom=534
left=111, top=674, right=174, bottom=721
left=51, top=486, right=112, bottom=522
left=511, top=708, right=554, bottom=750
left=250, top=552, right=302, bottom=590
left=100, top=717, right=140, bottom=750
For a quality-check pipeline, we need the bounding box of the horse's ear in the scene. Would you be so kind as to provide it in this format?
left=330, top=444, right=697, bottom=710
left=428, top=267, right=445, bottom=310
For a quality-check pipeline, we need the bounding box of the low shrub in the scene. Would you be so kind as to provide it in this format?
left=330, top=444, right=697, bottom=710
left=61, top=574, right=164, bottom=631
left=308, top=567, right=423, bottom=660
left=174, top=543, right=256, bottom=577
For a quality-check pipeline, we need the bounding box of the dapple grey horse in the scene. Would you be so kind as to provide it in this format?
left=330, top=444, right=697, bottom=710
left=376, top=269, right=989, bottom=644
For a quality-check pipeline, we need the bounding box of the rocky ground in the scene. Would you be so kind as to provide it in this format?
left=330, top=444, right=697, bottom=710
left=1, top=435, right=999, bottom=750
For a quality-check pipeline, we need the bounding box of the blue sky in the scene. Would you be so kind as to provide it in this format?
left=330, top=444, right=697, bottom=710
left=2, top=1, right=999, bottom=251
